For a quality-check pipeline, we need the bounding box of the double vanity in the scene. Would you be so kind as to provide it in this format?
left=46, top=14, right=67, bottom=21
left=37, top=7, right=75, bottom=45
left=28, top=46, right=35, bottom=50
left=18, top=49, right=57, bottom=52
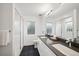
left=36, top=35, right=79, bottom=56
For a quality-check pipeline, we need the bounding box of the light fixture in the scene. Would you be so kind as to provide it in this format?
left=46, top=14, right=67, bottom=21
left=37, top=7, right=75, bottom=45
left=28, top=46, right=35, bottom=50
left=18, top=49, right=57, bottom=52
left=38, top=3, right=63, bottom=17
left=47, top=9, right=53, bottom=15
left=45, top=3, right=64, bottom=17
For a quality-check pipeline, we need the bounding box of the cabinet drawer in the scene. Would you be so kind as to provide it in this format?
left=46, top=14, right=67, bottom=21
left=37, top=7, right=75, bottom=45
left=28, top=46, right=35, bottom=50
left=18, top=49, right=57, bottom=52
left=37, top=39, right=56, bottom=56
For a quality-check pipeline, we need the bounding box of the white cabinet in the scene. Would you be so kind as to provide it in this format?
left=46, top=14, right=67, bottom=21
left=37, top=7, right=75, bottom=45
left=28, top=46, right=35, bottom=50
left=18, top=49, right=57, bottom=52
left=37, top=38, right=56, bottom=56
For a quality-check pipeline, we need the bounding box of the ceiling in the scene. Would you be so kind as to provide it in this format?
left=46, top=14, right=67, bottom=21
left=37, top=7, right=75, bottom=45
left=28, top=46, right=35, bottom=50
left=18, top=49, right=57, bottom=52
left=51, top=3, right=79, bottom=19
left=15, top=3, right=79, bottom=19
left=15, top=3, right=61, bottom=17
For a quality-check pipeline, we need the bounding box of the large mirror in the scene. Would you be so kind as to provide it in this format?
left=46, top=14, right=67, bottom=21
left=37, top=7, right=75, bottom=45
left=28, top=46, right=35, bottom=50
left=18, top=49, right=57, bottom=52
left=64, top=17, right=73, bottom=41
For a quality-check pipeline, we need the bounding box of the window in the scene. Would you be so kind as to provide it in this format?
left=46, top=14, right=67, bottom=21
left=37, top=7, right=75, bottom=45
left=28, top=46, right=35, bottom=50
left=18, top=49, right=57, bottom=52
left=27, top=22, right=35, bottom=34
left=46, top=23, right=52, bottom=35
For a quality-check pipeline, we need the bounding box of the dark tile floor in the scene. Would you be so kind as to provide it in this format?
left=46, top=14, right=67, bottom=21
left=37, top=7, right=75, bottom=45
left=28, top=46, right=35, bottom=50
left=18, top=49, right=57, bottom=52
left=20, top=45, right=40, bottom=56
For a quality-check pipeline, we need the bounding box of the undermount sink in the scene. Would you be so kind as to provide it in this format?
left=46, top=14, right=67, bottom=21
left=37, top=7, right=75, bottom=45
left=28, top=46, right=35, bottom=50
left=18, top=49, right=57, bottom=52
left=52, top=44, right=79, bottom=56
left=40, top=36, right=47, bottom=39
left=46, top=39, right=58, bottom=45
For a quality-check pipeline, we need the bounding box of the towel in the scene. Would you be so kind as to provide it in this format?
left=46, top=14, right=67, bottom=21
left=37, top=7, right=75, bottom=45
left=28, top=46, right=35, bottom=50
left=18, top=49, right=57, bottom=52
left=0, top=30, right=9, bottom=46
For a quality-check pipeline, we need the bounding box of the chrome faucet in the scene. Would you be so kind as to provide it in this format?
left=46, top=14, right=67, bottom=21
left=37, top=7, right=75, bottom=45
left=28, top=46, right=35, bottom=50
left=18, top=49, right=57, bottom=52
left=66, top=39, right=72, bottom=47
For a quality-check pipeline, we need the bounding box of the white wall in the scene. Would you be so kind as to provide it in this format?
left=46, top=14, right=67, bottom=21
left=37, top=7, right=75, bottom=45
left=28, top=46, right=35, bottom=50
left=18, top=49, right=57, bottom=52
left=23, top=16, right=55, bottom=46
left=0, top=3, right=13, bottom=56
left=54, top=11, right=73, bottom=39
left=0, top=3, right=23, bottom=56
left=23, top=16, right=41, bottom=46
left=74, top=8, right=79, bottom=43
left=52, top=8, right=78, bottom=41
left=55, top=21, right=62, bottom=37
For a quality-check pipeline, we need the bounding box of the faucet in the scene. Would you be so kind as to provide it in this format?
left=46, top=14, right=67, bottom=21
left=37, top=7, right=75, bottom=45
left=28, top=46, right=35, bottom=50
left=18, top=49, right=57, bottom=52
left=66, top=39, right=72, bottom=47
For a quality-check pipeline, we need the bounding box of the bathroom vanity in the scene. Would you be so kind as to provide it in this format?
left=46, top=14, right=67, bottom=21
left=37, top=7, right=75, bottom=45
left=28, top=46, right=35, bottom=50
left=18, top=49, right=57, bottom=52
left=37, top=35, right=79, bottom=56
left=37, top=36, right=56, bottom=56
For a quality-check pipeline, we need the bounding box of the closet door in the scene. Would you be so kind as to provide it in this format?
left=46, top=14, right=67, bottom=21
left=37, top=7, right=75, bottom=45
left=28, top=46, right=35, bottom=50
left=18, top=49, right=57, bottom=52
left=13, top=9, right=21, bottom=55
left=37, top=38, right=56, bottom=56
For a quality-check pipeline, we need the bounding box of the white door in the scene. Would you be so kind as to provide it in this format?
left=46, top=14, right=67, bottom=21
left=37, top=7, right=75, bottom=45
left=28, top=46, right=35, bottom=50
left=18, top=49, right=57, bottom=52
left=13, top=10, right=21, bottom=55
